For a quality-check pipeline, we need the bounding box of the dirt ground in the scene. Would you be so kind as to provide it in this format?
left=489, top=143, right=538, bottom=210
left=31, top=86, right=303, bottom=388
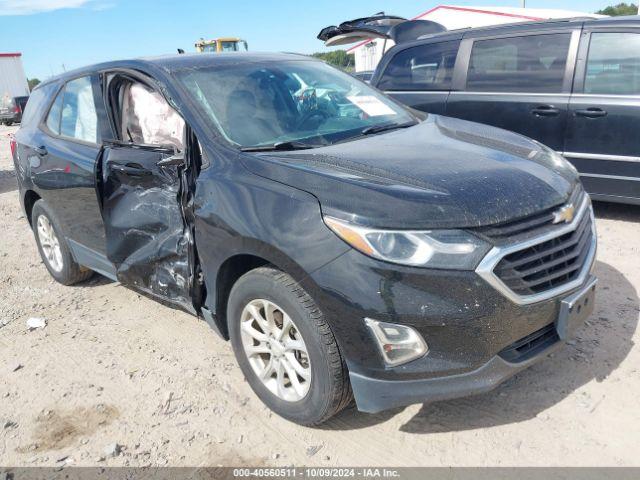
left=0, top=123, right=639, bottom=468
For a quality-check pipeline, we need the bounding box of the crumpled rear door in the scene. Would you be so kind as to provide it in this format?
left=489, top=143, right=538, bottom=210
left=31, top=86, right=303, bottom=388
left=99, top=144, right=194, bottom=311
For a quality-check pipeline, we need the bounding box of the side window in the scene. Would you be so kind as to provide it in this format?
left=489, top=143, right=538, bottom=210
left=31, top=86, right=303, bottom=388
left=45, top=86, right=64, bottom=135
left=466, top=33, right=572, bottom=93
left=584, top=32, right=640, bottom=95
left=121, top=82, right=185, bottom=151
left=21, top=87, right=47, bottom=127
left=60, top=76, right=98, bottom=143
left=378, top=41, right=460, bottom=91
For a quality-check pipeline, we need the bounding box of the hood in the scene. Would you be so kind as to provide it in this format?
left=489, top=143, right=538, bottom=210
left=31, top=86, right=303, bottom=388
left=239, top=115, right=579, bottom=229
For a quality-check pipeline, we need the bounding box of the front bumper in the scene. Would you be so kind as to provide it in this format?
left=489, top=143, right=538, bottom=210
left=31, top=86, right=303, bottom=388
left=350, top=275, right=596, bottom=413
left=350, top=338, right=564, bottom=413
left=0, top=112, right=19, bottom=122
left=305, top=243, right=597, bottom=413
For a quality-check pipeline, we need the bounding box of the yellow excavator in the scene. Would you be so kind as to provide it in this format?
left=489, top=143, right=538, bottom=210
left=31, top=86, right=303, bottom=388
left=194, top=37, right=248, bottom=53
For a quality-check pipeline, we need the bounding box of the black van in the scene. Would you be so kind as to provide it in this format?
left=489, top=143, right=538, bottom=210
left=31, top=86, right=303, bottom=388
left=369, top=16, right=640, bottom=205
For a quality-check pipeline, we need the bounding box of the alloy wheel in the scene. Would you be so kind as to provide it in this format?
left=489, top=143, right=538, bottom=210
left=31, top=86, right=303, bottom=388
left=36, top=215, right=63, bottom=273
left=240, top=299, right=311, bottom=402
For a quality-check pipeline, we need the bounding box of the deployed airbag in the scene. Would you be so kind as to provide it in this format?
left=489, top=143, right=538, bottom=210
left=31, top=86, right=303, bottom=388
left=122, top=83, right=185, bottom=151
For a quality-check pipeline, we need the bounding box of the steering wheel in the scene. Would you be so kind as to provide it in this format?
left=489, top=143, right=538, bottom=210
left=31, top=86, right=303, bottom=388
left=296, top=109, right=329, bottom=130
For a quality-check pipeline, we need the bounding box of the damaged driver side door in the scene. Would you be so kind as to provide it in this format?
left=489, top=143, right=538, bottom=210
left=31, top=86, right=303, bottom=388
left=99, top=76, right=195, bottom=312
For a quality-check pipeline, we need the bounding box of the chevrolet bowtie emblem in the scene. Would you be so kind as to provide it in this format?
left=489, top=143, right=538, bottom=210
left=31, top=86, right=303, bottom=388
left=553, top=204, right=576, bottom=224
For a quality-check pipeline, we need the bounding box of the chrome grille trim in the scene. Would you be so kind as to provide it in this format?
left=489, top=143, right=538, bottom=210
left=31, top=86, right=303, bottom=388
left=475, top=194, right=597, bottom=305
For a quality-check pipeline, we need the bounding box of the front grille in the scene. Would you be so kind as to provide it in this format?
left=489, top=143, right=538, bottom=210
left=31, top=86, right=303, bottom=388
left=499, top=323, right=559, bottom=363
left=493, top=207, right=593, bottom=296
left=479, top=208, right=556, bottom=239
left=476, top=187, right=584, bottom=240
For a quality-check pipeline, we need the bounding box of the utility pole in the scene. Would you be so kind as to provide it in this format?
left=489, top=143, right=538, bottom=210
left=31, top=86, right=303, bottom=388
left=521, top=0, right=526, bottom=7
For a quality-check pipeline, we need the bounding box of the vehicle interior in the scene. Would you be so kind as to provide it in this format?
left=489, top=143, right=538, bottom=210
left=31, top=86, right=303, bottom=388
left=108, top=75, right=185, bottom=150
left=177, top=61, right=413, bottom=148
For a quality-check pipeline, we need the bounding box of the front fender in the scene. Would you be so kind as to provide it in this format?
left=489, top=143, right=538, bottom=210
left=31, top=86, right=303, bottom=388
left=193, top=159, right=350, bottom=320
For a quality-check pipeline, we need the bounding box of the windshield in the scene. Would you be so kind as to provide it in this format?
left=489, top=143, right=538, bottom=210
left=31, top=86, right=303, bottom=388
left=176, top=60, right=417, bottom=148
left=219, top=41, right=239, bottom=52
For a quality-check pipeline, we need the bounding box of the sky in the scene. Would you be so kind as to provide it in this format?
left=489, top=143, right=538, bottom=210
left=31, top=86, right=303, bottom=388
left=0, top=0, right=635, bottom=81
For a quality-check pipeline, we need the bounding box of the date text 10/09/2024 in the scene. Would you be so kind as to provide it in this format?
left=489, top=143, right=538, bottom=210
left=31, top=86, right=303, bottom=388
left=233, top=468, right=401, bottom=478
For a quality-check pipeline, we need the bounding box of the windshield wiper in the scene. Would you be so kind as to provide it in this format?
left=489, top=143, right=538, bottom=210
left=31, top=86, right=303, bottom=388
left=360, top=121, right=418, bottom=136
left=239, top=141, right=318, bottom=152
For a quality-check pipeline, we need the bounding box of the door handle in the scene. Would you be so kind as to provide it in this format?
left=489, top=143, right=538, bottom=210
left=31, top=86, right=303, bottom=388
left=575, top=108, right=607, bottom=118
left=110, top=163, right=152, bottom=177
left=34, top=145, right=48, bottom=156
left=531, top=105, right=560, bottom=117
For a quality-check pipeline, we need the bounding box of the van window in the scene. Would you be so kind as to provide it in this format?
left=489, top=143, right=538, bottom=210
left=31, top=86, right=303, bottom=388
left=466, top=34, right=572, bottom=93
left=584, top=33, right=640, bottom=95
left=378, top=41, right=460, bottom=91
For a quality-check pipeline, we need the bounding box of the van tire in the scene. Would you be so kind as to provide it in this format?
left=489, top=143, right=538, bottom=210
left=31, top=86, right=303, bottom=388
left=228, top=266, right=352, bottom=425
left=31, top=200, right=93, bottom=285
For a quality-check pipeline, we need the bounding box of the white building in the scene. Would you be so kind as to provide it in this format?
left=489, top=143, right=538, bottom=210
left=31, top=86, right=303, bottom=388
left=347, top=5, right=603, bottom=72
left=0, top=53, right=30, bottom=98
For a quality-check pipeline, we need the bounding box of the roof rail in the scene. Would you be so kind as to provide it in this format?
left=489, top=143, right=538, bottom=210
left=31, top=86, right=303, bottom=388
left=425, top=15, right=604, bottom=37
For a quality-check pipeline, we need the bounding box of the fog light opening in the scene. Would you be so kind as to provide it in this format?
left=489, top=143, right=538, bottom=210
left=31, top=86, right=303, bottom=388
left=365, top=318, right=429, bottom=367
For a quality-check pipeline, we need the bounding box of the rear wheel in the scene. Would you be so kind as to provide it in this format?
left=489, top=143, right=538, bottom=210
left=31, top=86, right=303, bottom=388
left=31, top=200, right=93, bottom=285
left=228, top=266, right=352, bottom=425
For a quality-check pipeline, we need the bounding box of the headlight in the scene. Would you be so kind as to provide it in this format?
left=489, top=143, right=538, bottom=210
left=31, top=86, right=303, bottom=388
left=324, top=216, right=490, bottom=269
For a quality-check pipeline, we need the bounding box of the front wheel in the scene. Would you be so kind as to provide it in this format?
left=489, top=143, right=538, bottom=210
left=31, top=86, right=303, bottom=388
left=228, top=266, right=352, bottom=425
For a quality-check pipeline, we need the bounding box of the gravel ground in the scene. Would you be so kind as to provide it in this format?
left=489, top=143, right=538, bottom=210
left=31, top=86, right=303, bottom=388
left=0, top=123, right=639, bottom=467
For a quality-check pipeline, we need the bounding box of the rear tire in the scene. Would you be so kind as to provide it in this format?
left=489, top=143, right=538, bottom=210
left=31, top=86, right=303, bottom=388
left=228, top=266, right=352, bottom=425
left=31, top=200, right=93, bottom=285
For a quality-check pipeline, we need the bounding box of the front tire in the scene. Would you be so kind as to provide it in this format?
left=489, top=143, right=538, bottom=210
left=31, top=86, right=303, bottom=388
left=228, top=266, right=352, bottom=425
left=31, top=200, right=93, bottom=285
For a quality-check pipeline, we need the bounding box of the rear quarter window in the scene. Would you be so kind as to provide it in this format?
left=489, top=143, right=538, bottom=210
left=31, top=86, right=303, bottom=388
left=378, top=41, right=460, bottom=91
left=20, top=83, right=56, bottom=128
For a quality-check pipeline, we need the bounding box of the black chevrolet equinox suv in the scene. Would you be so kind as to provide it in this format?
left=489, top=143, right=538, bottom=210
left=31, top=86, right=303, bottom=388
left=11, top=53, right=597, bottom=425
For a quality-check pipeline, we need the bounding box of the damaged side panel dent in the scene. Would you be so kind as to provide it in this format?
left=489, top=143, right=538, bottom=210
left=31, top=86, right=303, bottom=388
left=100, top=144, right=195, bottom=312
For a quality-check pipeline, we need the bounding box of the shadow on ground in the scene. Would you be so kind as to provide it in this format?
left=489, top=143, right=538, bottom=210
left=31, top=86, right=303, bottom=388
left=77, top=274, right=114, bottom=288
left=593, top=200, right=640, bottom=222
left=322, top=260, right=637, bottom=433
left=0, top=169, right=17, bottom=195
